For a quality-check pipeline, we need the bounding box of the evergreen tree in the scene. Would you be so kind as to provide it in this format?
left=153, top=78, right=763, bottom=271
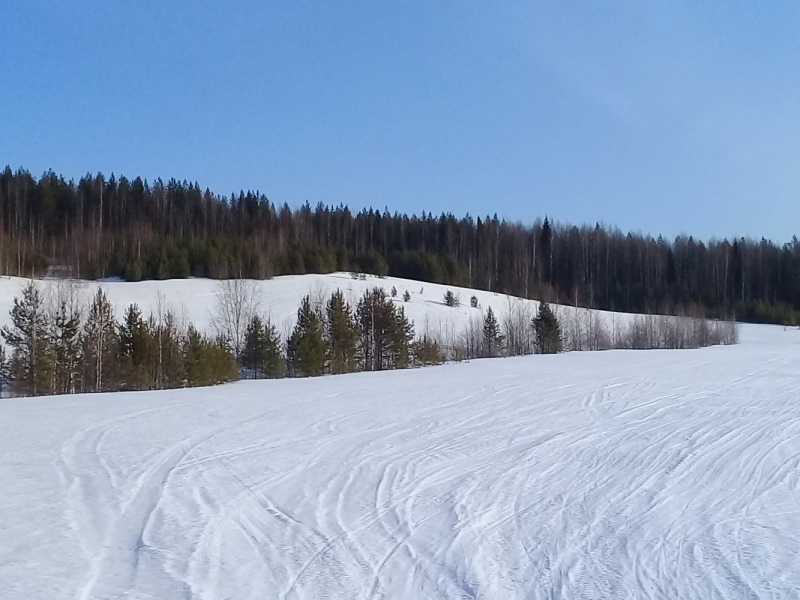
left=287, top=296, right=326, bottom=377
left=51, top=298, right=82, bottom=394
left=533, top=301, right=562, bottom=354
left=402, top=290, right=411, bottom=302
left=118, top=304, right=153, bottom=390
left=389, top=305, right=414, bottom=369
left=154, top=310, right=183, bottom=389
left=443, top=290, right=460, bottom=307
left=184, top=326, right=240, bottom=386
left=83, top=289, right=118, bottom=392
left=242, top=315, right=284, bottom=378
left=357, top=287, right=391, bottom=371
left=0, top=345, right=10, bottom=395
left=1, top=281, right=52, bottom=395
left=356, top=287, right=413, bottom=370
left=325, top=289, right=358, bottom=374
left=413, top=336, right=444, bottom=366
left=482, top=306, right=503, bottom=357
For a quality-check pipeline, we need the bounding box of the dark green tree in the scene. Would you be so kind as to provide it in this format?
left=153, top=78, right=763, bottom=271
left=118, top=304, right=154, bottom=390
left=443, top=290, right=460, bottom=307
left=0, top=344, right=10, bottom=394
left=51, top=298, right=82, bottom=394
left=325, top=290, right=358, bottom=374
left=482, top=306, right=503, bottom=357
left=242, top=315, right=284, bottom=378
left=533, top=301, right=562, bottom=354
left=1, top=281, right=52, bottom=395
left=413, top=335, right=444, bottom=366
left=389, top=305, right=414, bottom=369
left=287, top=296, right=326, bottom=377
left=184, top=326, right=240, bottom=387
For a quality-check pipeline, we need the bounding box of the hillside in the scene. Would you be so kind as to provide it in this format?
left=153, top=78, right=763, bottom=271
left=0, top=272, right=651, bottom=343
left=0, top=323, right=797, bottom=599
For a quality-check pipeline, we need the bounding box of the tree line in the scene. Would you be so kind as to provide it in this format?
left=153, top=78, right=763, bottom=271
left=2, top=166, right=794, bottom=323
left=0, top=278, right=736, bottom=397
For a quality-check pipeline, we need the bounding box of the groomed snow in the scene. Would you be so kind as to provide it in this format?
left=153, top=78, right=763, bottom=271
left=1, top=316, right=799, bottom=599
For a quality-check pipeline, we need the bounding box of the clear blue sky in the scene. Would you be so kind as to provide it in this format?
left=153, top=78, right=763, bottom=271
left=2, top=1, right=799, bottom=242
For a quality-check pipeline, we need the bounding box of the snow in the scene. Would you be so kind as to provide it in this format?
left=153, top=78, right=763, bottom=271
left=0, top=272, right=637, bottom=340
left=1, top=302, right=799, bottom=597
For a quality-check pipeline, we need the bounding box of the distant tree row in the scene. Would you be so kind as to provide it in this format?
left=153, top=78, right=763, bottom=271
left=0, top=278, right=737, bottom=397
left=234, top=286, right=425, bottom=379
left=0, top=281, right=440, bottom=396
left=2, top=167, right=800, bottom=323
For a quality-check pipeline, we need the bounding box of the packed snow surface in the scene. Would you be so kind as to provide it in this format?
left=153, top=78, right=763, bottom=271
left=2, top=321, right=799, bottom=599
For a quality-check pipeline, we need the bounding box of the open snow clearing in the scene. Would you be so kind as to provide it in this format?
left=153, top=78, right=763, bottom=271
left=2, top=324, right=799, bottom=599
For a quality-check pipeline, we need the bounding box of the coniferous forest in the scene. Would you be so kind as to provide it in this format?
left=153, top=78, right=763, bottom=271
left=2, top=167, right=799, bottom=324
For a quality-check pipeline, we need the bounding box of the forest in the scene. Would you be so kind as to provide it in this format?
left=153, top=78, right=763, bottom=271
left=2, top=166, right=799, bottom=324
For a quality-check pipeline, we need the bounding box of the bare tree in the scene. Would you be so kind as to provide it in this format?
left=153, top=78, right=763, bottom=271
left=503, top=296, right=534, bottom=356
left=211, top=279, right=260, bottom=359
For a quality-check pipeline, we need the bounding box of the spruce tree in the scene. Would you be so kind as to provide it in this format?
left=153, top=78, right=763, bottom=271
left=325, top=289, right=358, bottom=374
left=118, top=304, right=153, bottom=390
left=413, top=336, right=444, bottom=366
left=533, top=301, right=562, bottom=354
left=287, top=296, right=325, bottom=377
left=1, top=281, right=52, bottom=395
left=243, top=315, right=284, bottom=378
left=482, top=306, right=503, bottom=357
left=0, top=345, right=10, bottom=395
left=184, top=326, right=239, bottom=386
left=443, top=290, right=460, bottom=307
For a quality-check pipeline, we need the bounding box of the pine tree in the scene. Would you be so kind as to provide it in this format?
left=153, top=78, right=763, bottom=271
left=1, top=281, right=52, bottom=395
left=154, top=310, right=183, bottom=389
left=389, top=305, right=414, bottom=369
left=402, top=290, right=411, bottom=302
left=482, top=306, right=503, bottom=357
left=243, top=315, right=284, bottom=378
left=83, top=289, right=118, bottom=392
left=533, top=301, right=562, bottom=354
left=325, top=289, right=358, bottom=374
left=357, top=287, right=390, bottom=371
left=51, top=298, right=82, bottom=394
left=356, top=287, right=414, bottom=371
left=287, top=296, right=325, bottom=377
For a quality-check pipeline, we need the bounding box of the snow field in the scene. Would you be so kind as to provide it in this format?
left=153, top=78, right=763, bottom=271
left=0, top=272, right=638, bottom=344
left=1, top=323, right=800, bottom=598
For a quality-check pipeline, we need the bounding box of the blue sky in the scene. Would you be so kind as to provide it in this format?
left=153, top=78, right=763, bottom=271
left=2, top=1, right=799, bottom=242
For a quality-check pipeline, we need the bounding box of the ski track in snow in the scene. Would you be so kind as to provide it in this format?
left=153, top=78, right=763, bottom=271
left=2, top=324, right=800, bottom=598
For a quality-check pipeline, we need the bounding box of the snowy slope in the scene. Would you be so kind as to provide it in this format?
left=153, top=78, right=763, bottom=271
left=0, top=272, right=637, bottom=340
left=2, top=323, right=800, bottom=599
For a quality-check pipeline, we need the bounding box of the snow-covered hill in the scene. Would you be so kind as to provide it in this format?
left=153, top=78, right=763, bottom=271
left=1, top=320, right=798, bottom=599
left=0, top=272, right=640, bottom=343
